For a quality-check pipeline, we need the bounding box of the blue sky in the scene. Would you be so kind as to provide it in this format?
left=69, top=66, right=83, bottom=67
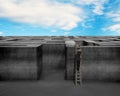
left=0, top=0, right=120, bottom=36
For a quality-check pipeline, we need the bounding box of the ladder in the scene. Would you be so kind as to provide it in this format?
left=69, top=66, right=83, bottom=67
left=75, top=44, right=82, bottom=85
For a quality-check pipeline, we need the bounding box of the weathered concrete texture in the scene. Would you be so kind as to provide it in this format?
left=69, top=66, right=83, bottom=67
left=65, top=40, right=75, bottom=80
left=82, top=46, right=120, bottom=82
left=0, top=81, right=120, bottom=96
left=0, top=45, right=42, bottom=80
left=82, top=40, right=99, bottom=46
left=42, top=42, right=65, bottom=81
left=0, top=36, right=120, bottom=82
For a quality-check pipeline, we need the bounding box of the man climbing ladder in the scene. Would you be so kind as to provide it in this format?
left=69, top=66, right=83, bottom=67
left=75, top=44, right=82, bottom=85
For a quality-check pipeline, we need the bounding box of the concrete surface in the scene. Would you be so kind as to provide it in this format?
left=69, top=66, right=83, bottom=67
left=0, top=36, right=120, bottom=82
left=0, top=45, right=42, bottom=80
left=0, top=36, right=120, bottom=96
left=82, top=46, right=120, bottom=82
left=0, top=81, right=120, bottom=96
left=65, top=40, right=75, bottom=80
left=42, top=42, right=65, bottom=81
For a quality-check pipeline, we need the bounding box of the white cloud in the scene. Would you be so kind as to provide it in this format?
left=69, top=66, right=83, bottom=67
left=0, top=0, right=108, bottom=31
left=51, top=30, right=57, bottom=33
left=106, top=11, right=120, bottom=22
left=103, top=10, right=120, bottom=34
left=0, top=0, right=86, bottom=30
left=0, top=32, right=3, bottom=35
left=64, top=31, right=70, bottom=36
left=103, top=24, right=120, bottom=33
left=107, top=24, right=120, bottom=31
left=72, top=0, right=107, bottom=15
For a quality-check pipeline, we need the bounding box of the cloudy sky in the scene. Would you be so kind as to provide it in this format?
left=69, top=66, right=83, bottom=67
left=0, top=0, right=120, bottom=36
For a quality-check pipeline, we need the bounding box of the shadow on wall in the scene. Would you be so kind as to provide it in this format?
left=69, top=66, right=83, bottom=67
left=41, top=43, right=65, bottom=81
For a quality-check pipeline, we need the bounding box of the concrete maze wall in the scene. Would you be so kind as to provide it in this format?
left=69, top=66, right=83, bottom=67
left=0, top=43, right=120, bottom=82
left=82, top=46, right=120, bottom=82
left=42, top=43, right=65, bottom=81
left=0, top=46, right=42, bottom=80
